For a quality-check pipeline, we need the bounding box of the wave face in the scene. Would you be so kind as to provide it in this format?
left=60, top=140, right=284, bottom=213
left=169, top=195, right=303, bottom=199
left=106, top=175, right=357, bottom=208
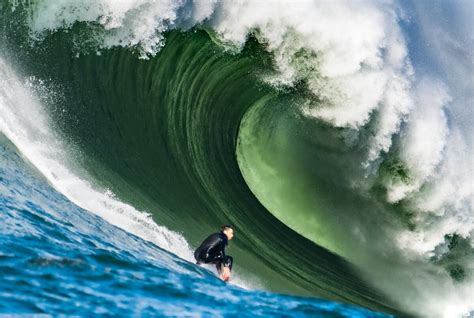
left=1, top=136, right=391, bottom=317
left=1, top=0, right=473, bottom=317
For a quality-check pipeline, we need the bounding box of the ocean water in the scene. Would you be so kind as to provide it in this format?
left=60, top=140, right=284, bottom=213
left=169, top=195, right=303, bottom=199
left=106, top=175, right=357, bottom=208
left=0, top=138, right=390, bottom=317
left=1, top=0, right=473, bottom=317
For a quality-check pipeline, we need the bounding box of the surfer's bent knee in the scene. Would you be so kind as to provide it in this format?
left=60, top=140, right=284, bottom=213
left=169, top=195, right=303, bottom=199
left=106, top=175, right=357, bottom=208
left=224, top=256, right=233, bottom=270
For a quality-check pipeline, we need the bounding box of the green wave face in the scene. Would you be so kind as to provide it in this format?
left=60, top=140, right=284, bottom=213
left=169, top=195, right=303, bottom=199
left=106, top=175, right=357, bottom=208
left=3, top=0, right=474, bottom=316
left=1, top=2, right=429, bottom=315
left=2, top=26, right=402, bottom=315
left=236, top=93, right=397, bottom=263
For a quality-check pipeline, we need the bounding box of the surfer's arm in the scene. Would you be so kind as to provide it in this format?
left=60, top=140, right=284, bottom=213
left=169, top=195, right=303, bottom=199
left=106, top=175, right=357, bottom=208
left=203, top=235, right=224, bottom=260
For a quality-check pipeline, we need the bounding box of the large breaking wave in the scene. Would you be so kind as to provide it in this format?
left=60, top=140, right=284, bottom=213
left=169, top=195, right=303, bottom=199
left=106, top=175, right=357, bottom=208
left=1, top=0, right=472, bottom=317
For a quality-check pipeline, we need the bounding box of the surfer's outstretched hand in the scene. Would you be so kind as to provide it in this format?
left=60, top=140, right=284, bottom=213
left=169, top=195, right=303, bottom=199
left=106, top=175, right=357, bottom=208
left=220, top=266, right=231, bottom=281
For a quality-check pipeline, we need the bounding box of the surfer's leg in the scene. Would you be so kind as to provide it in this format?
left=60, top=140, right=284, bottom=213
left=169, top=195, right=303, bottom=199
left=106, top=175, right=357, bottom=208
left=215, top=262, right=223, bottom=275
left=223, top=256, right=233, bottom=271
left=220, top=257, right=232, bottom=281
left=194, top=250, right=204, bottom=265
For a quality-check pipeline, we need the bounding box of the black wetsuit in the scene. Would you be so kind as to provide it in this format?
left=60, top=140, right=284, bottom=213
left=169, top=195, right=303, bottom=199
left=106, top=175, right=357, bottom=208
left=194, top=231, right=233, bottom=274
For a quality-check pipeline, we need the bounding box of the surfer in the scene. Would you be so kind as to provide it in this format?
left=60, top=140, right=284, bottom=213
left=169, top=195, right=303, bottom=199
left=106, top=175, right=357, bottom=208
left=194, top=225, right=234, bottom=281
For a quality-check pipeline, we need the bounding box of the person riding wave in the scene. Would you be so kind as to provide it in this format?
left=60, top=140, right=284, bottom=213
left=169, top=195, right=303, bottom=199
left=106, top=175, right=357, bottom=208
left=194, top=225, right=234, bottom=281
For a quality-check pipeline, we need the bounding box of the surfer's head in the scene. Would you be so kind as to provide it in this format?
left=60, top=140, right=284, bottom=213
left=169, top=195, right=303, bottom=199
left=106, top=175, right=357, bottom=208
left=221, top=224, right=234, bottom=241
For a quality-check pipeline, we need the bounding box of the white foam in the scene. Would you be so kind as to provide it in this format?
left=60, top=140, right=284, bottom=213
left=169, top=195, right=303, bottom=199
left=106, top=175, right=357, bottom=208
left=22, top=0, right=415, bottom=168
left=26, top=0, right=204, bottom=58
left=385, top=78, right=451, bottom=203
left=19, top=0, right=414, bottom=158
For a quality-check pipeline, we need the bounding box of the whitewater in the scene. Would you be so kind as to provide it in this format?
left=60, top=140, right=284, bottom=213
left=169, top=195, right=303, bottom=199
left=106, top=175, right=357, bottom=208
left=1, top=0, right=473, bottom=317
